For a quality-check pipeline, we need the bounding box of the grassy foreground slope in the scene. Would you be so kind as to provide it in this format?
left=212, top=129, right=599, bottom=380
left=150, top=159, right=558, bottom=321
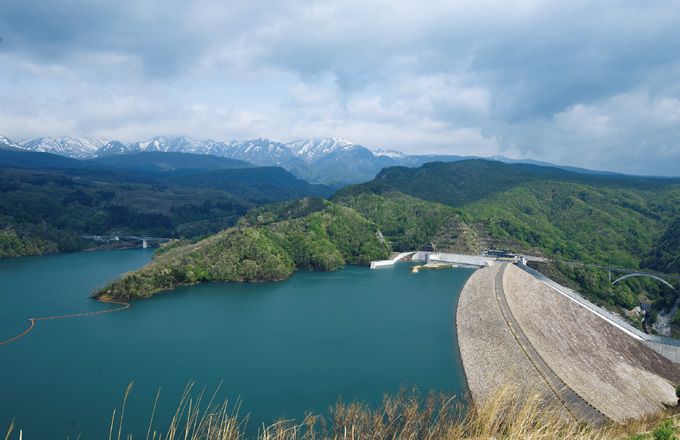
left=94, top=198, right=390, bottom=300
left=84, top=383, right=680, bottom=440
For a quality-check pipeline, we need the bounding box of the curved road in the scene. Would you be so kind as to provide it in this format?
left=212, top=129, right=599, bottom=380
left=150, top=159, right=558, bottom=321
left=494, top=263, right=608, bottom=427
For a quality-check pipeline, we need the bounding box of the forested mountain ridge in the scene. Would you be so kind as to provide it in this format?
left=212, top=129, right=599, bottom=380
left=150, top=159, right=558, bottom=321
left=7, top=134, right=660, bottom=185
left=87, top=151, right=254, bottom=173
left=334, top=159, right=680, bottom=269
left=0, top=150, right=335, bottom=258
left=331, top=159, right=680, bottom=335
left=364, top=160, right=680, bottom=208
left=94, top=198, right=390, bottom=300
left=0, top=169, right=252, bottom=258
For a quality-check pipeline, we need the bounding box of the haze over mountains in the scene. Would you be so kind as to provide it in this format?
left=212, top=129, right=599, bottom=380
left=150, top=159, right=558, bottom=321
left=0, top=135, right=632, bottom=185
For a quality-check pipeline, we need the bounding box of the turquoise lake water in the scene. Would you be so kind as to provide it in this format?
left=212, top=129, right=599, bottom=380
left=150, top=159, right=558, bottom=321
left=0, top=249, right=472, bottom=439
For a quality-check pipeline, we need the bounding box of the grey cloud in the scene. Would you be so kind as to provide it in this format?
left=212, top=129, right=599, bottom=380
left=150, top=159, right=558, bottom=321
left=468, top=2, right=680, bottom=123
left=2, top=0, right=680, bottom=175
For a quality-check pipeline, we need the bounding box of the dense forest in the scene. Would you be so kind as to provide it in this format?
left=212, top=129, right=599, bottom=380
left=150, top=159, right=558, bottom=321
left=334, top=160, right=680, bottom=270
left=94, top=198, right=390, bottom=300
left=0, top=169, right=251, bottom=257
left=0, top=149, right=333, bottom=258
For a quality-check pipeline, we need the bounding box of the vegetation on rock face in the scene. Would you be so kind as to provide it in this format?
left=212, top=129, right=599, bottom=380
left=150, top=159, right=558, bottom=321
left=330, top=189, right=462, bottom=252
left=528, top=260, right=678, bottom=320
left=464, top=181, right=668, bottom=268
left=95, top=198, right=389, bottom=300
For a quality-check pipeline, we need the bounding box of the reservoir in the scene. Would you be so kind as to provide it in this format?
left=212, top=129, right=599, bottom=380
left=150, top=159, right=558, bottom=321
left=0, top=249, right=472, bottom=439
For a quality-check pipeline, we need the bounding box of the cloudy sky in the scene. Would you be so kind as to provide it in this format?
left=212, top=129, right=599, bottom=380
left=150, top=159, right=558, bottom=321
left=1, top=0, right=679, bottom=175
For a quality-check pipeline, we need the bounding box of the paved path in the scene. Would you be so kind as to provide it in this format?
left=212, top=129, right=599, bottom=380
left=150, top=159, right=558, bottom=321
left=494, top=263, right=608, bottom=428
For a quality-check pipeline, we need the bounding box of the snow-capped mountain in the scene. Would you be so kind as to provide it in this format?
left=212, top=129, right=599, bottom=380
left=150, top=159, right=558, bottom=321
left=0, top=136, right=22, bottom=149
left=2, top=133, right=625, bottom=185
left=19, top=136, right=107, bottom=159
left=287, top=137, right=355, bottom=162
left=365, top=146, right=407, bottom=159
left=286, top=137, right=406, bottom=162
left=128, top=136, right=216, bottom=155
left=96, top=141, right=128, bottom=155
left=6, top=135, right=408, bottom=184
left=222, top=138, right=301, bottom=167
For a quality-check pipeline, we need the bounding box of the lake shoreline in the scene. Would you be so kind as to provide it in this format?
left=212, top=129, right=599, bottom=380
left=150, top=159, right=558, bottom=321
left=1, top=250, right=468, bottom=438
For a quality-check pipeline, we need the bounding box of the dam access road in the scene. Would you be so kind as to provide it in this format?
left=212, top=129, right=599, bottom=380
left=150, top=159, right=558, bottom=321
left=457, top=263, right=680, bottom=424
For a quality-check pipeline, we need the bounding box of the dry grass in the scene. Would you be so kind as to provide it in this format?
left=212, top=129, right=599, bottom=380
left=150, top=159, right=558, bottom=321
left=4, top=383, right=678, bottom=439
left=69, top=383, right=679, bottom=440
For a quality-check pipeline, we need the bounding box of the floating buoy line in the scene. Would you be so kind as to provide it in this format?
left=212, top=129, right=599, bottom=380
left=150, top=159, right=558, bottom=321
left=0, top=300, right=130, bottom=346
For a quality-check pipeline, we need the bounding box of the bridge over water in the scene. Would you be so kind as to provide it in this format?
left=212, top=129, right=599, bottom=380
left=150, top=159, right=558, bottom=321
left=589, top=264, right=680, bottom=290
left=561, top=261, right=680, bottom=289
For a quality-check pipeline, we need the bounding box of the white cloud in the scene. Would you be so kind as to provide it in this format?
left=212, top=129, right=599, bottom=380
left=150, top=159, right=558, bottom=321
left=492, top=89, right=680, bottom=175
left=1, top=0, right=680, bottom=175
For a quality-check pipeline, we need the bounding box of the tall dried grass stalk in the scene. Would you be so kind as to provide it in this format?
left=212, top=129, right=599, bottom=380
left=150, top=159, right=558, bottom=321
left=142, top=383, right=678, bottom=439
left=4, top=419, right=14, bottom=440
left=6, top=383, right=679, bottom=439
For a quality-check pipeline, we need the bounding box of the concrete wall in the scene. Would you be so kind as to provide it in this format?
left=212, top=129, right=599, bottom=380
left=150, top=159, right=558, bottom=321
left=420, top=251, right=495, bottom=267
left=643, top=341, right=680, bottom=364
left=372, top=251, right=494, bottom=269
left=369, top=252, right=414, bottom=269
left=518, top=261, right=680, bottom=363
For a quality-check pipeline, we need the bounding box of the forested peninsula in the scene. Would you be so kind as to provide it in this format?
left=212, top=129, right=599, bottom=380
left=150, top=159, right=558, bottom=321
left=95, top=160, right=680, bottom=330
left=6, top=149, right=680, bottom=336
left=94, top=198, right=390, bottom=300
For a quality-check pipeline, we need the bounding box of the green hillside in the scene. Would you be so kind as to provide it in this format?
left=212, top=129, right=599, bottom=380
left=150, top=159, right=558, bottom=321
left=88, top=151, right=253, bottom=172
left=330, top=188, right=464, bottom=252
left=335, top=160, right=680, bottom=270
left=162, top=166, right=335, bottom=201
left=94, top=198, right=390, bottom=300
left=331, top=160, right=680, bottom=334
left=0, top=150, right=340, bottom=259
left=0, top=169, right=252, bottom=258
left=7, top=153, right=680, bottom=336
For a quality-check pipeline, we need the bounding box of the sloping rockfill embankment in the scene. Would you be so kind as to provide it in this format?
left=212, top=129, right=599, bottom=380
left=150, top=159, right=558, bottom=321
left=456, top=264, right=569, bottom=418
left=502, top=264, right=680, bottom=422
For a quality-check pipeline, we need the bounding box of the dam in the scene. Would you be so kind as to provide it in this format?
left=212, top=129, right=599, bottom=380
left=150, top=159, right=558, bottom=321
left=371, top=250, right=680, bottom=424
left=457, top=262, right=680, bottom=423
left=371, top=250, right=496, bottom=269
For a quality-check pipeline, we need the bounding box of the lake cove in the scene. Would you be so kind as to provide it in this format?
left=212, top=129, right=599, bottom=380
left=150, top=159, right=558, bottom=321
left=0, top=249, right=472, bottom=439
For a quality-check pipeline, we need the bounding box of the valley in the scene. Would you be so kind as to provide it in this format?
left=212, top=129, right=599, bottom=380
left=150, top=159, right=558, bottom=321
left=3, top=141, right=680, bottom=338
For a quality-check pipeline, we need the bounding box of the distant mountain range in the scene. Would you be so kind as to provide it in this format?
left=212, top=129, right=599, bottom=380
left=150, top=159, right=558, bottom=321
left=0, top=134, right=633, bottom=185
